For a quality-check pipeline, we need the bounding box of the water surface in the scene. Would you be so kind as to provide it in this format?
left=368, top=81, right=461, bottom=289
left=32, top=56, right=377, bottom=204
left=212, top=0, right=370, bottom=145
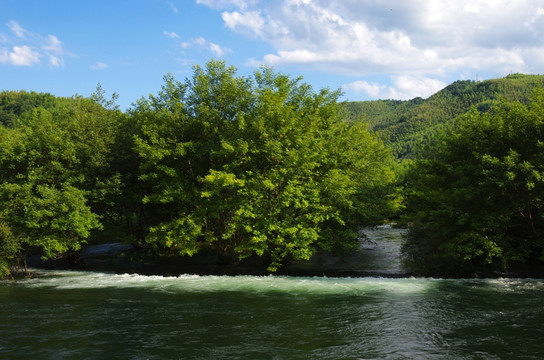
left=1, top=271, right=544, bottom=359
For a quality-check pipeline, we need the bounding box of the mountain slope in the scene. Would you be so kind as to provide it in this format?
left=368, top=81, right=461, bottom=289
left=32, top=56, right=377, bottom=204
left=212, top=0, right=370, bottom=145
left=340, top=73, right=544, bottom=158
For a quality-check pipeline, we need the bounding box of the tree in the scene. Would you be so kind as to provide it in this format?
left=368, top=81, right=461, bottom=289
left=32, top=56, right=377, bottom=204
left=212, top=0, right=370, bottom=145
left=131, top=60, right=397, bottom=271
left=0, top=90, right=56, bottom=127
left=403, top=90, right=544, bottom=275
left=0, top=95, right=122, bottom=278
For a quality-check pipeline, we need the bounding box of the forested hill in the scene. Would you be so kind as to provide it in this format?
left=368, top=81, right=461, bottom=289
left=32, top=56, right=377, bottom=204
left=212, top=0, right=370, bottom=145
left=340, top=73, right=544, bottom=158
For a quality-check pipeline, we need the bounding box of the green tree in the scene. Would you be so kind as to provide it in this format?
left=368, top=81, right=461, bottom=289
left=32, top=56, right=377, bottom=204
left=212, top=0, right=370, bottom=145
left=0, top=95, right=122, bottom=278
left=403, top=91, right=544, bottom=275
left=131, top=60, right=396, bottom=271
left=0, top=90, right=56, bottom=127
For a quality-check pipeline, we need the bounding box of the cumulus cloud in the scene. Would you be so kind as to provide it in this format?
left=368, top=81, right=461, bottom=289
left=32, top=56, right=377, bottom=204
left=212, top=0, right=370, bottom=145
left=201, top=0, right=544, bottom=99
left=0, top=45, right=40, bottom=66
left=343, top=80, right=387, bottom=99
left=344, top=76, right=446, bottom=100
left=1, top=21, right=72, bottom=67
left=222, top=10, right=264, bottom=37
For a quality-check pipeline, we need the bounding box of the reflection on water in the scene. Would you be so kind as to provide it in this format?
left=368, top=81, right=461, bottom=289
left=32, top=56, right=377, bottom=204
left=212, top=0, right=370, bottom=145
left=1, top=271, right=544, bottom=359
left=283, top=225, right=408, bottom=276
left=360, top=225, right=407, bottom=272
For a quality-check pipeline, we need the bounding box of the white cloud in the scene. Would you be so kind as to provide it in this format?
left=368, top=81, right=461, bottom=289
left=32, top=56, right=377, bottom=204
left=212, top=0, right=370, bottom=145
left=7, top=20, right=25, bottom=38
left=222, top=11, right=264, bottom=37
left=42, top=34, right=68, bottom=67
left=193, top=37, right=207, bottom=46
left=1, top=21, right=72, bottom=67
left=201, top=0, right=544, bottom=99
left=210, top=42, right=230, bottom=57
left=388, top=76, right=447, bottom=99
left=179, top=36, right=231, bottom=57
left=344, top=76, right=446, bottom=100
left=196, top=0, right=257, bottom=10
left=48, top=55, right=63, bottom=67
left=90, top=62, right=109, bottom=70
left=0, top=45, right=40, bottom=66
left=164, top=31, right=180, bottom=39
left=42, top=35, right=62, bottom=53
left=343, top=80, right=387, bottom=98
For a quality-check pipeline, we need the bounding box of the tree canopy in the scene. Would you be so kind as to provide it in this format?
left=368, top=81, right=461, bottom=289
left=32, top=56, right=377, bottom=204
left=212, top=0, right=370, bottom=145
left=0, top=93, right=123, bottom=278
left=131, top=60, right=397, bottom=271
left=5, top=63, right=542, bottom=279
left=0, top=61, right=397, bottom=277
left=402, top=90, right=544, bottom=275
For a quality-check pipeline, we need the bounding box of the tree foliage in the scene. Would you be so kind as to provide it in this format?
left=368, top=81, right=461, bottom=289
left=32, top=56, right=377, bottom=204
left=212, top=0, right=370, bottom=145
left=0, top=61, right=397, bottom=278
left=402, top=91, right=544, bottom=275
left=0, top=90, right=57, bottom=127
left=0, top=92, right=123, bottom=278
left=131, top=60, right=396, bottom=270
left=3, top=66, right=544, bottom=278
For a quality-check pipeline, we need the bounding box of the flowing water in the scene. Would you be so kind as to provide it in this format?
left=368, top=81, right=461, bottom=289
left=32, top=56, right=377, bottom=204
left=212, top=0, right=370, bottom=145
left=1, top=229, right=544, bottom=359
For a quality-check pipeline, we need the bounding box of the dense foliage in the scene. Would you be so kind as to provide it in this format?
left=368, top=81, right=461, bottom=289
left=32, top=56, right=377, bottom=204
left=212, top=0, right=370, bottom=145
left=2, top=66, right=543, bottom=279
left=0, top=92, right=124, bottom=278
left=402, top=91, right=544, bottom=275
left=130, top=61, right=396, bottom=271
left=0, top=60, right=397, bottom=277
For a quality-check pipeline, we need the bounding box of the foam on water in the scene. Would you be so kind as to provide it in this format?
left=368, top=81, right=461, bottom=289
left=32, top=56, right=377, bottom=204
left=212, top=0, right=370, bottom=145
left=16, top=269, right=436, bottom=295
left=8, top=270, right=544, bottom=299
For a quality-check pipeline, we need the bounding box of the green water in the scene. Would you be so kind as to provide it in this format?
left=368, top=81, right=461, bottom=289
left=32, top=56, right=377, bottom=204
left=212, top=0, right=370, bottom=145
left=1, top=271, right=544, bottom=359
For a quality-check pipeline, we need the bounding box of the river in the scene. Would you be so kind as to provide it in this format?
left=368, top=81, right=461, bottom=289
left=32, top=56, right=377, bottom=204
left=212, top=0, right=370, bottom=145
left=1, top=228, right=544, bottom=359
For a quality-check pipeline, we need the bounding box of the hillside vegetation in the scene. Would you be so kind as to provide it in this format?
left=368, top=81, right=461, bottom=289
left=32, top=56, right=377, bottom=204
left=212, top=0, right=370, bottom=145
left=340, top=74, right=544, bottom=158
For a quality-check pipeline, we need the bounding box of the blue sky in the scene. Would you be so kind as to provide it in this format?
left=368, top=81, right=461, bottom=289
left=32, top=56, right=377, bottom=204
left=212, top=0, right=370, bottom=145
left=1, top=0, right=544, bottom=110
